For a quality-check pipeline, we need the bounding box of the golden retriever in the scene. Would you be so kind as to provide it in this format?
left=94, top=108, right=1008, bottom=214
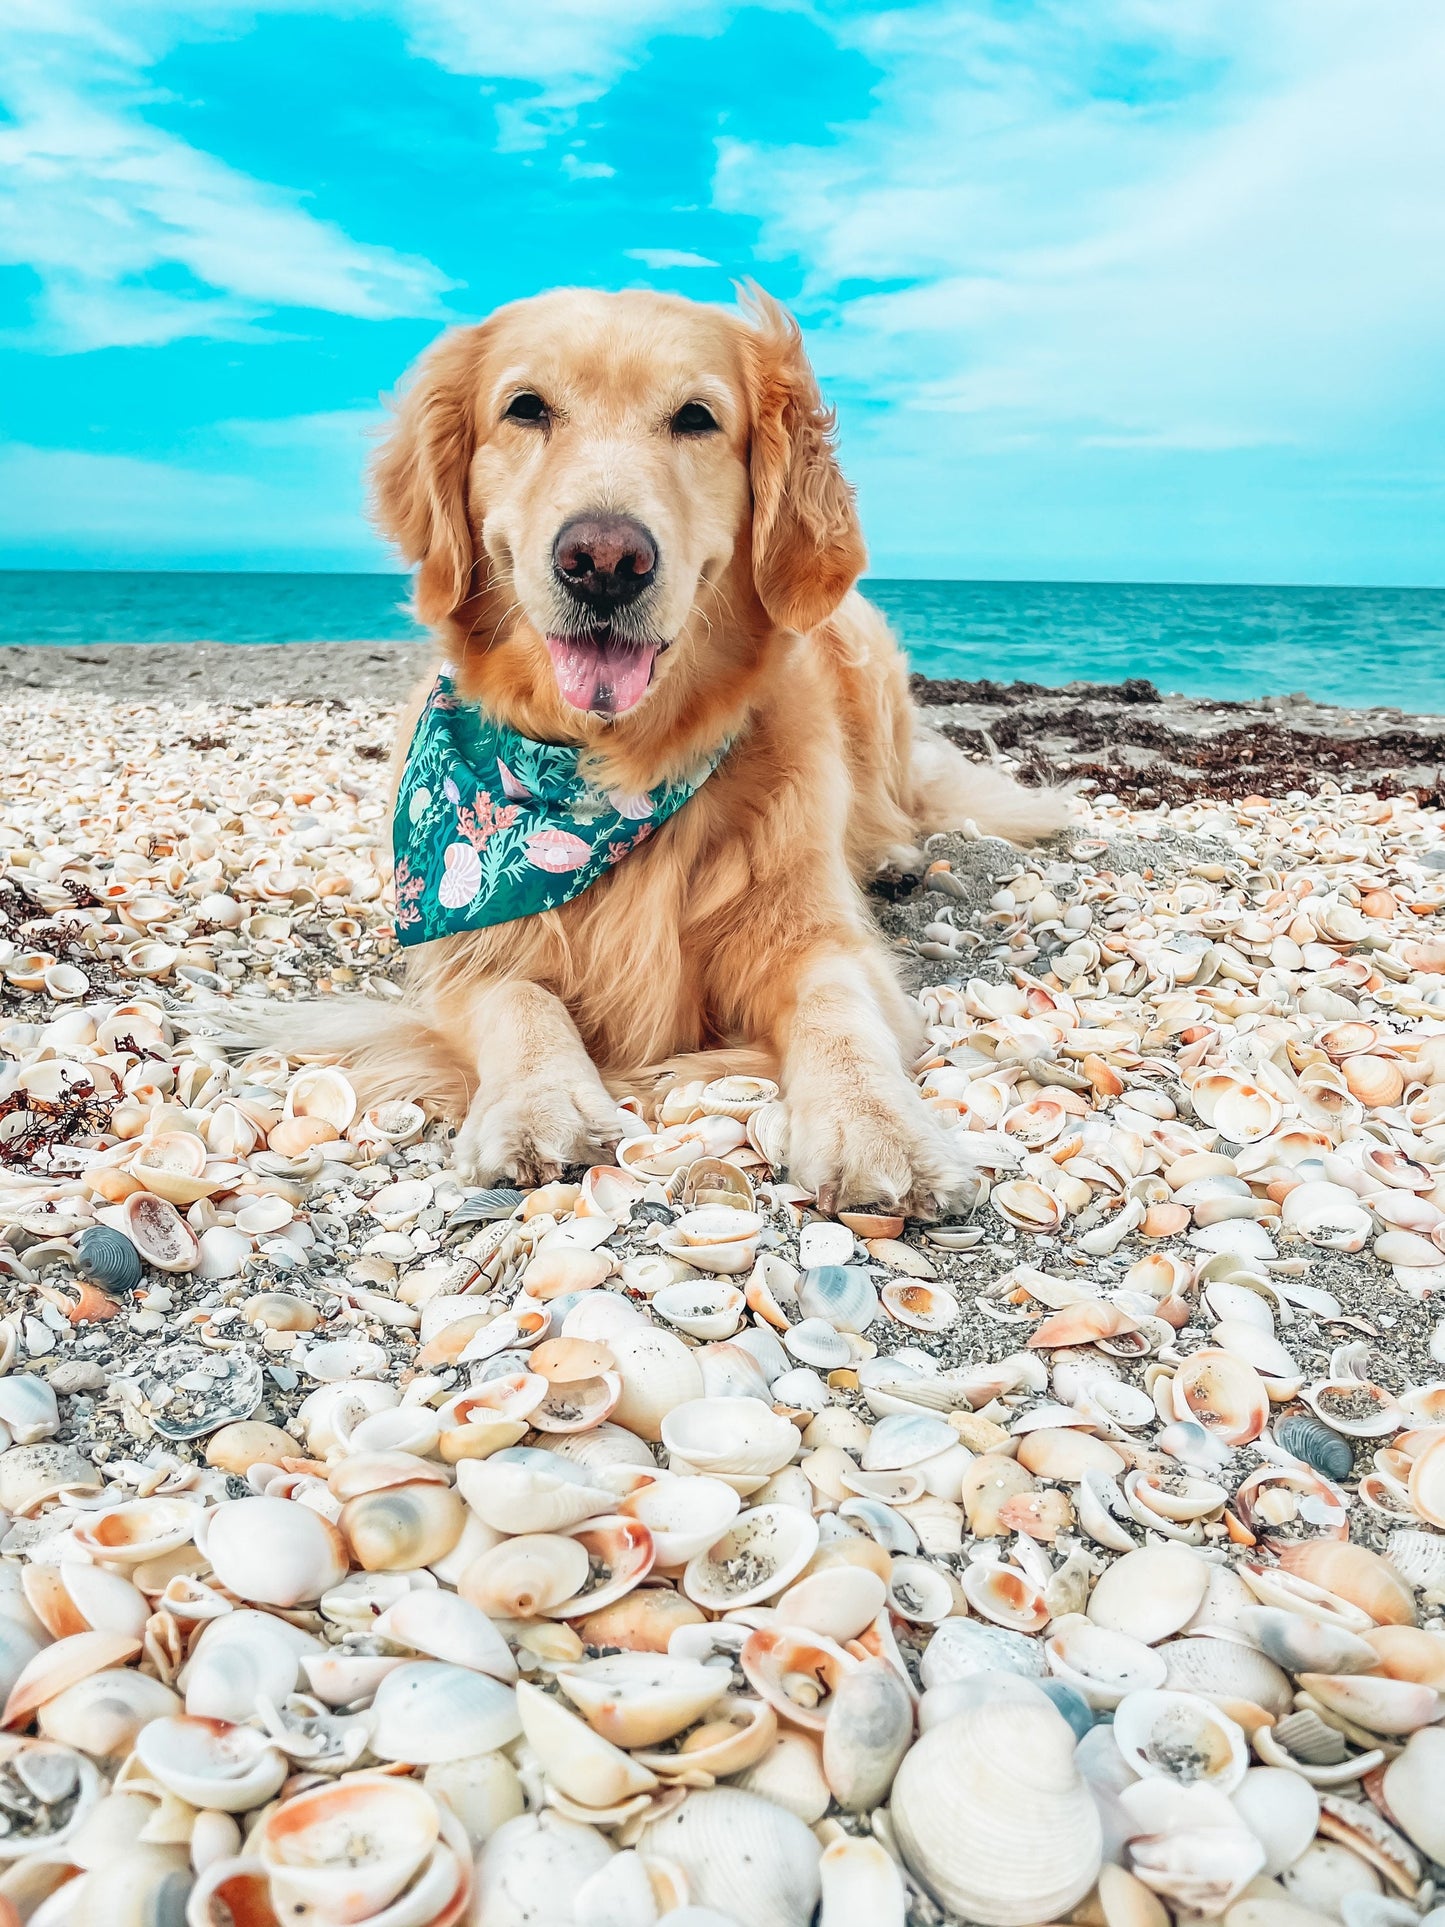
left=301, top=287, right=1068, bottom=1212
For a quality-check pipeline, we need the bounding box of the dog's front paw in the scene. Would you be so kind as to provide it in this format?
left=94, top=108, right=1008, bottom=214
left=452, top=1075, right=622, bottom=1188
left=787, top=1076, right=970, bottom=1217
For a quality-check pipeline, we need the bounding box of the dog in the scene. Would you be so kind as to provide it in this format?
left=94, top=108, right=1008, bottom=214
left=290, top=286, right=1068, bottom=1213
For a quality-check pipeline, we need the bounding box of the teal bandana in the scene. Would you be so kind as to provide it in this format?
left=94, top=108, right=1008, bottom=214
left=391, top=666, right=729, bottom=946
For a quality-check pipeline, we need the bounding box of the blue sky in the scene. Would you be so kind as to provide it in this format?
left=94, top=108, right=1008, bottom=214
left=1, top=0, right=1442, bottom=583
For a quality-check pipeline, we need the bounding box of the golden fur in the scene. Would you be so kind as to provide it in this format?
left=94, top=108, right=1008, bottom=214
left=281, top=287, right=1069, bottom=1211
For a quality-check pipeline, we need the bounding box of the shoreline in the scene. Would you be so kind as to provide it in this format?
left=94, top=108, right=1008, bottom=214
left=0, top=638, right=1441, bottom=805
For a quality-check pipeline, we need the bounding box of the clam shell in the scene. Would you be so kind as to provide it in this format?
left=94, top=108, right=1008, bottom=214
left=371, top=1588, right=518, bottom=1682
left=1381, top=1727, right=1445, bottom=1862
left=120, top=1192, right=199, bottom=1272
left=474, top=1812, right=614, bottom=1927
left=73, top=1225, right=142, bottom=1295
left=38, top=1668, right=181, bottom=1769
left=639, top=1787, right=822, bottom=1927
left=257, top=1772, right=440, bottom=1924
left=1046, top=1615, right=1167, bottom=1710
left=920, top=1616, right=1047, bottom=1688
left=1113, top=1688, right=1248, bottom=1792
left=607, top=1328, right=705, bottom=1440
left=891, top=1697, right=1103, bottom=1926
left=134, top=1715, right=287, bottom=1813
left=662, top=1398, right=800, bottom=1493
left=461, top=1533, right=590, bottom=1618
left=822, top=1658, right=914, bottom=1810
left=1230, top=1764, right=1322, bottom=1877
left=514, top=1678, right=656, bottom=1809
left=456, top=1453, right=615, bottom=1534
left=1174, top=1350, right=1269, bottom=1446
left=683, top=1505, right=819, bottom=1610
left=369, top=1660, right=521, bottom=1764
left=557, top=1654, right=728, bottom=1747
left=1278, top=1541, right=1416, bottom=1626
left=200, top=1496, right=349, bottom=1608
left=798, top=1265, right=878, bottom=1332
left=619, top=1473, right=740, bottom=1565
left=1087, top=1545, right=1209, bottom=1645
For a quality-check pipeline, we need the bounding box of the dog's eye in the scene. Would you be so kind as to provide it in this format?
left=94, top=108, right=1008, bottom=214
left=671, top=401, right=719, bottom=437
left=504, top=392, right=548, bottom=424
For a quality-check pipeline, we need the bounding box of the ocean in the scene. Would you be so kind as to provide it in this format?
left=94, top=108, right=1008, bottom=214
left=2, top=571, right=1442, bottom=713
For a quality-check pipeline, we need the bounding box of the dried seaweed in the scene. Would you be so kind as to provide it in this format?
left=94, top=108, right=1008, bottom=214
left=0, top=1080, right=120, bottom=1167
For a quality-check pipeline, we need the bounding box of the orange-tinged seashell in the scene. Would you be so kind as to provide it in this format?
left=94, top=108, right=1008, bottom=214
left=1365, top=1625, right=1445, bottom=1690
left=530, top=1338, right=616, bottom=1384
left=1140, top=1203, right=1191, bottom=1240
left=575, top=1586, right=706, bottom=1653
left=997, top=1489, right=1074, bottom=1541
left=959, top=1455, right=1036, bottom=1537
left=1343, top=1055, right=1406, bottom=1109
left=1278, top=1541, right=1415, bottom=1627
left=265, top=1116, right=338, bottom=1157
left=4, top=1629, right=143, bottom=1726
left=1028, top=1301, right=1139, bottom=1350
left=522, top=1248, right=611, bottom=1300
left=1083, top=1055, right=1124, bottom=1098
left=38, top=1278, right=122, bottom=1325
left=1361, top=890, right=1397, bottom=919
left=1174, top=1349, right=1269, bottom=1446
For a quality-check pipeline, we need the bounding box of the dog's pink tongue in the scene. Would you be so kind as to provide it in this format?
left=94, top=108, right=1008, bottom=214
left=546, top=635, right=659, bottom=715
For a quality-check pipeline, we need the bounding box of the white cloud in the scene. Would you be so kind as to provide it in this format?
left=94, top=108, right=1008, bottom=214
left=626, top=248, right=719, bottom=269
left=397, top=0, right=723, bottom=99
left=0, top=4, right=452, bottom=351
left=717, top=1, right=1445, bottom=456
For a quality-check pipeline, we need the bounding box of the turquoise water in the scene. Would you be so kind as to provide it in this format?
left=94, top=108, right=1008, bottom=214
left=2, top=571, right=1442, bottom=712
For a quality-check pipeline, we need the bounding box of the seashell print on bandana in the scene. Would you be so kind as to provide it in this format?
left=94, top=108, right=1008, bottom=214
left=391, top=666, right=729, bottom=946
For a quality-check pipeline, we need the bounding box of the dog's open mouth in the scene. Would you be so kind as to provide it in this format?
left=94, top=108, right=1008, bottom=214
left=545, top=629, right=662, bottom=716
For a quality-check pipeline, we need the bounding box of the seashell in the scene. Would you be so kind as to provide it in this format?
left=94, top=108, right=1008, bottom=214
left=120, top=1191, right=199, bottom=1272
left=74, top=1224, right=143, bottom=1295
left=782, top=1317, right=851, bottom=1369
left=1278, top=1541, right=1416, bottom=1626
left=778, top=1566, right=887, bottom=1642
left=21, top=1561, right=147, bottom=1642
left=1298, top=1671, right=1440, bottom=1734
left=1239, top=1605, right=1379, bottom=1676
left=919, top=1614, right=1047, bottom=1690
left=662, top=1399, right=799, bottom=1494
left=199, top=1495, right=349, bottom=1607
left=462, top=1533, right=590, bottom=1618
left=257, top=1772, right=444, bottom=1924
left=880, top=1280, right=958, bottom=1331
left=1381, top=1726, right=1445, bottom=1863
left=71, top=1496, right=202, bottom=1568
left=1028, top=1300, right=1140, bottom=1350
left=340, top=1481, right=466, bottom=1571
left=1405, top=1429, right=1445, bottom=1527
left=283, top=1064, right=357, bottom=1132
left=1113, top=1687, right=1248, bottom=1792
left=1385, top=1528, right=1445, bottom=1596
left=1302, top=1378, right=1403, bottom=1439
left=607, top=1327, right=706, bottom=1441
left=556, top=1653, right=727, bottom=1749
left=658, top=1208, right=763, bottom=1276
left=992, top=1179, right=1065, bottom=1232
left=0, top=1739, right=102, bottom=1862
left=38, top=1668, right=181, bottom=1768
left=1046, top=1615, right=1167, bottom=1709
left=1233, top=1463, right=1350, bottom=1547
left=619, top=1473, right=740, bottom=1566
left=885, top=1555, right=955, bottom=1624
left=179, top=1613, right=305, bottom=1725
left=821, top=1658, right=913, bottom=1810
left=653, top=1280, right=745, bottom=1341
left=370, top=1660, right=521, bottom=1764
left=473, top=1812, right=615, bottom=1927
left=0, top=1442, right=101, bottom=1516
left=1277, top=1413, right=1354, bottom=1481
left=684, top=1504, right=819, bottom=1610
left=962, top=1560, right=1049, bottom=1632
left=1230, top=1763, right=1322, bottom=1878
left=798, top=1265, right=878, bottom=1331
left=863, top=1410, right=955, bottom=1471
left=1128, top=1809, right=1266, bottom=1914
left=892, top=1696, right=1102, bottom=1925
left=640, top=1787, right=821, bottom=1927
left=514, top=1678, right=657, bottom=1809
left=134, top=1715, right=287, bottom=1813
left=1174, top=1349, right=1269, bottom=1446
left=372, top=1588, right=518, bottom=1682
left=1087, top=1544, right=1209, bottom=1645
left=457, top=1453, right=616, bottom=1533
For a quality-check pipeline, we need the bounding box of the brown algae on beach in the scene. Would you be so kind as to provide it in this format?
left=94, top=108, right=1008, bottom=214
left=0, top=690, right=1442, bottom=1926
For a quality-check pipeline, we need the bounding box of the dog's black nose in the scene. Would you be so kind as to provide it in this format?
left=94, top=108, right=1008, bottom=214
left=552, top=514, right=658, bottom=613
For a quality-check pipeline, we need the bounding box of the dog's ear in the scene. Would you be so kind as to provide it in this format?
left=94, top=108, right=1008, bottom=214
left=742, top=287, right=867, bottom=634
left=372, top=325, right=487, bottom=627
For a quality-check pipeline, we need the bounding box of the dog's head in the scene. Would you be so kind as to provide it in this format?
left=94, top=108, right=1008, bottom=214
left=372, top=287, right=866, bottom=720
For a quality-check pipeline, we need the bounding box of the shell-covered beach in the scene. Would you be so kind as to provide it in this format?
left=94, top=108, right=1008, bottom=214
left=0, top=647, right=1444, bottom=1927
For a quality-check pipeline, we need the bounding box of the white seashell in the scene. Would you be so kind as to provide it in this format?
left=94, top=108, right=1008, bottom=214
left=880, top=1279, right=959, bottom=1332
left=653, top=1280, right=745, bottom=1341
left=1046, top=1614, right=1167, bottom=1709
left=783, top=1318, right=852, bottom=1369
left=662, top=1398, right=799, bottom=1494
left=1381, top=1726, right=1445, bottom=1862
left=777, top=1567, right=887, bottom=1643
left=515, top=1678, right=657, bottom=1809
left=1157, top=1635, right=1293, bottom=1717
left=920, top=1615, right=1047, bottom=1688
left=422, top=1751, right=524, bottom=1855
left=734, top=1730, right=832, bottom=1825
left=37, top=1668, right=181, bottom=1768
left=373, top=1588, right=518, bottom=1682
left=283, top=1065, right=357, bottom=1132
left=640, top=1787, right=822, bottom=1927
left=1113, top=1688, right=1248, bottom=1792
left=962, top=1560, right=1049, bottom=1632
left=474, top=1812, right=615, bottom=1927
left=0, top=1376, right=59, bottom=1446
left=891, top=1697, right=1103, bottom=1925
left=1297, top=1670, right=1441, bottom=1735
left=608, top=1327, right=706, bottom=1440
left=457, top=1453, right=616, bottom=1533
left=1231, top=1765, right=1322, bottom=1877
left=798, top=1265, right=877, bottom=1331
left=134, top=1714, right=287, bottom=1813
left=370, top=1660, right=521, bottom=1763
left=683, top=1505, right=819, bottom=1609
left=1087, top=1544, right=1209, bottom=1645
left=818, top=1834, right=907, bottom=1927
left=619, top=1473, right=741, bottom=1565
left=257, top=1772, right=446, bottom=1924
left=461, top=1532, right=590, bottom=1618
left=180, top=1613, right=302, bottom=1723
left=199, top=1496, right=349, bottom=1607
left=557, top=1654, right=728, bottom=1747
left=798, top=1223, right=855, bottom=1267
left=885, top=1555, right=955, bottom=1624
left=862, top=1411, right=955, bottom=1471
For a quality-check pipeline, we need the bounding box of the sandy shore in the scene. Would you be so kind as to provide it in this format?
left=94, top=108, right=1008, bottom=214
left=4, top=638, right=1440, bottom=807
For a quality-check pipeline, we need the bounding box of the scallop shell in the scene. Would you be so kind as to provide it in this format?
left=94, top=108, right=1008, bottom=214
left=891, top=1697, right=1103, bottom=1926
left=640, top=1787, right=821, bottom=1927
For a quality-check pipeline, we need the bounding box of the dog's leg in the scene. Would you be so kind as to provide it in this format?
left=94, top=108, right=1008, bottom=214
left=450, top=980, right=622, bottom=1186
left=778, top=949, right=968, bottom=1216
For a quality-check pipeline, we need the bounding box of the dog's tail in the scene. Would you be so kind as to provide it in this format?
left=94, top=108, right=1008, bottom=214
left=912, top=725, right=1077, bottom=846
left=218, top=996, right=474, bottom=1119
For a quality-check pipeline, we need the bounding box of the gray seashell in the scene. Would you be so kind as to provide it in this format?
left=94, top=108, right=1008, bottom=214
left=144, top=1350, right=264, bottom=1441
left=798, top=1266, right=879, bottom=1333
left=75, top=1225, right=143, bottom=1296
left=447, top=1189, right=526, bottom=1230
left=1277, top=1413, right=1353, bottom=1482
